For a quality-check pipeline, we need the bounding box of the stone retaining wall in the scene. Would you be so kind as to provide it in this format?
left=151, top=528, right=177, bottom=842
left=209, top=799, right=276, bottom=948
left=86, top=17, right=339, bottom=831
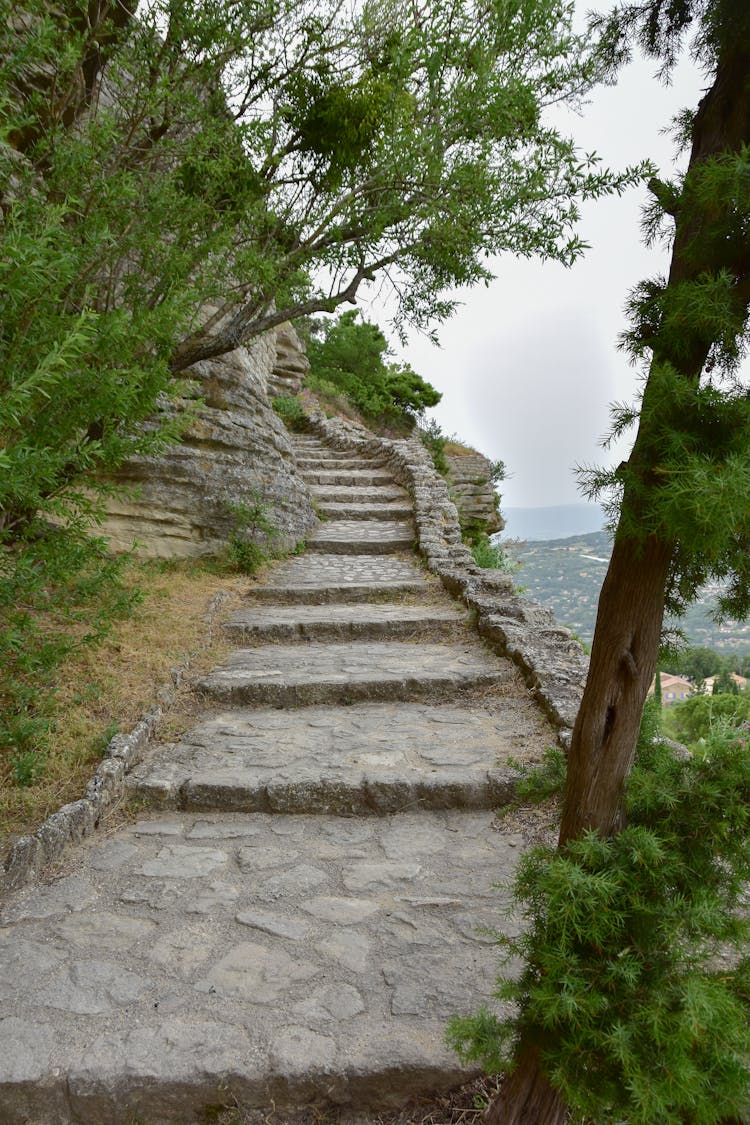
left=305, top=410, right=588, bottom=744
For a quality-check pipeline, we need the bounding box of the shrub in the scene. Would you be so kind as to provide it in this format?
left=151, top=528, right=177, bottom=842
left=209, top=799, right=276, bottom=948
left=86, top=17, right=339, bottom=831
left=0, top=528, right=140, bottom=787
left=470, top=534, right=514, bottom=571
left=272, top=395, right=308, bottom=432
left=663, top=690, right=750, bottom=748
left=449, top=705, right=750, bottom=1123
left=419, top=419, right=450, bottom=476
left=226, top=496, right=276, bottom=576
left=307, top=311, right=441, bottom=431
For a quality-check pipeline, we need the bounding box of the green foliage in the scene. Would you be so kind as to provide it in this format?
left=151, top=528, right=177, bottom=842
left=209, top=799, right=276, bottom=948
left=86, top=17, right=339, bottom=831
left=504, top=747, right=568, bottom=807
left=226, top=497, right=277, bottom=576
left=663, top=644, right=726, bottom=682
left=271, top=395, right=308, bottom=432
left=488, top=460, right=506, bottom=487
left=653, top=668, right=662, bottom=709
left=419, top=420, right=450, bottom=476
left=579, top=147, right=750, bottom=625
left=712, top=669, right=739, bottom=696
left=663, top=691, right=750, bottom=748
left=0, top=528, right=140, bottom=786
left=307, top=311, right=441, bottom=430
left=449, top=711, right=750, bottom=1122
left=469, top=534, right=515, bottom=571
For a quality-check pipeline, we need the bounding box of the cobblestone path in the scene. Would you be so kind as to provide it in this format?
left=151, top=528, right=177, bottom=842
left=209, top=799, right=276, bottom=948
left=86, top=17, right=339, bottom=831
left=0, top=435, right=555, bottom=1124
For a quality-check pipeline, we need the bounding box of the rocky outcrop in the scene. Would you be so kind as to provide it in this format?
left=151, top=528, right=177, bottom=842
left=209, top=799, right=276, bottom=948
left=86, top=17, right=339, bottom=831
left=444, top=448, right=503, bottom=535
left=102, top=331, right=317, bottom=558
left=267, top=322, right=310, bottom=398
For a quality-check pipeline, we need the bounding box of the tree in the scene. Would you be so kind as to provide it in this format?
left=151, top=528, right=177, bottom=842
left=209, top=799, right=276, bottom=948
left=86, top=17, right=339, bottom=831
left=666, top=643, right=724, bottom=682
left=4, top=0, right=645, bottom=450
left=306, top=310, right=441, bottom=428
left=665, top=690, right=750, bottom=747
left=451, top=1, right=750, bottom=1120
left=712, top=669, right=740, bottom=695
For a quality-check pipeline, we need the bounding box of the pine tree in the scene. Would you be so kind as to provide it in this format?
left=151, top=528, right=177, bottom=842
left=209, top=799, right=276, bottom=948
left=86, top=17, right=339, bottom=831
left=453, top=1, right=750, bottom=1120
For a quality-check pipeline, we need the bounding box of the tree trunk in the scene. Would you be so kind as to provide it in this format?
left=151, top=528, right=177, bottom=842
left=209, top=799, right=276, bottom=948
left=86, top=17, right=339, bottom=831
left=559, top=532, right=670, bottom=842
left=484, top=1048, right=566, bottom=1125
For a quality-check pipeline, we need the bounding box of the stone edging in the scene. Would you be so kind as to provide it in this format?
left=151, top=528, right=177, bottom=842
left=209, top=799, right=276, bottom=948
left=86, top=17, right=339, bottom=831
left=1, top=591, right=229, bottom=897
left=305, top=409, right=589, bottom=745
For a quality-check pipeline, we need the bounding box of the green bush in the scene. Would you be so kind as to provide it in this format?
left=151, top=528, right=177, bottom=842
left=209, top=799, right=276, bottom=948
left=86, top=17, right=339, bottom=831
left=470, top=534, right=514, bottom=570
left=272, top=395, right=308, bottom=432
left=307, top=311, right=441, bottom=430
left=663, top=690, right=750, bottom=748
left=419, top=419, right=450, bottom=475
left=226, top=496, right=276, bottom=576
left=449, top=707, right=750, bottom=1123
left=0, top=528, right=140, bottom=786
left=504, top=747, right=568, bottom=807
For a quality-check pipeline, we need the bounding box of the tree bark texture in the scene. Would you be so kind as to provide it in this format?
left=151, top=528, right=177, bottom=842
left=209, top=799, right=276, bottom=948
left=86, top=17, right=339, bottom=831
left=484, top=1048, right=566, bottom=1125
left=559, top=533, right=671, bottom=842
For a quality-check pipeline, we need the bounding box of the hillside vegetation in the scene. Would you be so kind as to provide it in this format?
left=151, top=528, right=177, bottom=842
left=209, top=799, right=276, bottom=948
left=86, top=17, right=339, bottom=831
left=509, top=531, right=750, bottom=652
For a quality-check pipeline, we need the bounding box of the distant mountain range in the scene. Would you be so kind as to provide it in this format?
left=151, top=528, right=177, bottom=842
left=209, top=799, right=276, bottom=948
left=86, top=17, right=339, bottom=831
left=504, top=529, right=750, bottom=653
left=501, top=503, right=605, bottom=542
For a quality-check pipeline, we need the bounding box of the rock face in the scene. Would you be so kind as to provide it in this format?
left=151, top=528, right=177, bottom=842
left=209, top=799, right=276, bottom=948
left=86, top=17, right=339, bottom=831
left=267, top=322, right=310, bottom=398
left=444, top=449, right=503, bottom=536
left=102, top=331, right=316, bottom=558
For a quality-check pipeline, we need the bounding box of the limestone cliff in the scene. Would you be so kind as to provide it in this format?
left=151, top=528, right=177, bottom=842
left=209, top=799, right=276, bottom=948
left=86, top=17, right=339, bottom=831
left=267, top=322, right=310, bottom=397
left=102, top=331, right=316, bottom=558
left=444, top=448, right=503, bottom=536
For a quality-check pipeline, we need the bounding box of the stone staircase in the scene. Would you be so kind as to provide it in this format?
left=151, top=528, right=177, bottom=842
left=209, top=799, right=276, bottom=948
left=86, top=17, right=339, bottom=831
left=0, top=435, right=556, bottom=1124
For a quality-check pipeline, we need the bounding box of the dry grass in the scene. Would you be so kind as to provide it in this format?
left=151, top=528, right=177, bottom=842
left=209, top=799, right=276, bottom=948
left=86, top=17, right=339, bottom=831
left=0, top=556, right=249, bottom=854
left=442, top=441, right=476, bottom=457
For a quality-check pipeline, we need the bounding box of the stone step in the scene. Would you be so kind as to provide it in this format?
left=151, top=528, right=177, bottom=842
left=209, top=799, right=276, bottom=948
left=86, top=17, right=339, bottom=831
left=128, top=700, right=532, bottom=813
left=249, top=581, right=426, bottom=605
left=306, top=519, right=415, bottom=555
left=293, top=443, right=381, bottom=461
left=310, top=484, right=409, bottom=504
left=301, top=469, right=397, bottom=487
left=317, top=501, right=414, bottom=521
left=249, top=553, right=428, bottom=604
left=223, top=603, right=470, bottom=644
left=197, top=640, right=512, bottom=707
left=0, top=810, right=525, bottom=1124
left=295, top=457, right=387, bottom=472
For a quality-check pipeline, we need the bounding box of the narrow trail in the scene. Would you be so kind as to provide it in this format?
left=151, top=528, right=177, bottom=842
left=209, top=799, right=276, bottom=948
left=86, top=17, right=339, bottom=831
left=0, top=435, right=555, bottom=1124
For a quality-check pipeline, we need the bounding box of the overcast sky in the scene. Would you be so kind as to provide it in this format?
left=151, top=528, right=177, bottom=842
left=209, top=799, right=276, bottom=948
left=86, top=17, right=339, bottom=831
left=362, top=30, right=707, bottom=510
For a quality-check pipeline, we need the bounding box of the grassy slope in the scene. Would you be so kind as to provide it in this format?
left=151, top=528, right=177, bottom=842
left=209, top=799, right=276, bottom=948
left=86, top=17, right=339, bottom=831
left=0, top=559, right=249, bottom=855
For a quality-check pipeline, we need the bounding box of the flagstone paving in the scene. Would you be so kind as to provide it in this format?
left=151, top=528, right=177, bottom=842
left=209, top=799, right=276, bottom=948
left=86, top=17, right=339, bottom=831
left=128, top=701, right=528, bottom=813
left=0, top=433, right=556, bottom=1124
left=306, top=519, right=415, bottom=554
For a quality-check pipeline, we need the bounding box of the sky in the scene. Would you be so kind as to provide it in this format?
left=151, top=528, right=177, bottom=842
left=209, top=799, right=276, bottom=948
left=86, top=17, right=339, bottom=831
left=362, top=28, right=707, bottom=511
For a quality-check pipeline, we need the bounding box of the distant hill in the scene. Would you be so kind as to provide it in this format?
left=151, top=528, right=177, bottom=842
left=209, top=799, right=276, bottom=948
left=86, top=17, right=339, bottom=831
left=501, top=504, right=605, bottom=542
left=506, top=530, right=750, bottom=652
